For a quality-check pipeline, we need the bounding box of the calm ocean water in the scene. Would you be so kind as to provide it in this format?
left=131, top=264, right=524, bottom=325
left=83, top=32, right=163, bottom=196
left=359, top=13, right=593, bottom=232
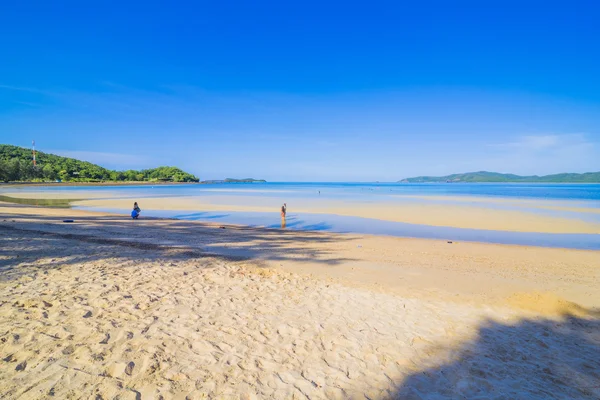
left=7, top=182, right=600, bottom=203
left=4, top=183, right=599, bottom=249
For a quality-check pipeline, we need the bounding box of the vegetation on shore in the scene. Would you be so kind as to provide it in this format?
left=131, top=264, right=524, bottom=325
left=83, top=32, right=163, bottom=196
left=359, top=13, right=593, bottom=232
left=0, top=145, right=199, bottom=183
left=400, top=171, right=600, bottom=183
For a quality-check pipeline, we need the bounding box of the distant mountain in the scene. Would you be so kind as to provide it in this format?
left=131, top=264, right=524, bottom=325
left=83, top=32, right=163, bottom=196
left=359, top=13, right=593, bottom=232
left=399, top=171, right=600, bottom=183
left=201, top=178, right=266, bottom=184
left=0, top=144, right=199, bottom=182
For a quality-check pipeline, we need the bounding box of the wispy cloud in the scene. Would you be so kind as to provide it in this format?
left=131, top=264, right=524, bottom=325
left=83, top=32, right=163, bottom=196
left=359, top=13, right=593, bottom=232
left=485, top=133, right=599, bottom=174
left=0, top=84, right=59, bottom=96
left=47, top=150, right=152, bottom=169
left=489, top=134, right=591, bottom=151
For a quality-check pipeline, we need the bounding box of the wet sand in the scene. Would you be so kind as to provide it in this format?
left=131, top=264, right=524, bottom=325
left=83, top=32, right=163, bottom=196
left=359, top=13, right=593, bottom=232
left=1, top=204, right=599, bottom=399
left=3, top=188, right=599, bottom=234
left=72, top=196, right=600, bottom=234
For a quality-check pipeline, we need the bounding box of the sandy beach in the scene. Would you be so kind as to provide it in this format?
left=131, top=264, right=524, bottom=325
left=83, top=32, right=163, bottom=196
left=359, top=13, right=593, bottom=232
left=1, top=203, right=599, bottom=399
left=3, top=0, right=600, bottom=397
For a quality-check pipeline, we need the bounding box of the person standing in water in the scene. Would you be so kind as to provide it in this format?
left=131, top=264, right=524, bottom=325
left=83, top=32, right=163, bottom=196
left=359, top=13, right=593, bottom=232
left=280, top=203, right=287, bottom=228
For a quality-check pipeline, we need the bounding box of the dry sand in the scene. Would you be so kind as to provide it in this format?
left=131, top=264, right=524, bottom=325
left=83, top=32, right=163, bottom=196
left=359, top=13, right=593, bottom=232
left=1, top=203, right=599, bottom=399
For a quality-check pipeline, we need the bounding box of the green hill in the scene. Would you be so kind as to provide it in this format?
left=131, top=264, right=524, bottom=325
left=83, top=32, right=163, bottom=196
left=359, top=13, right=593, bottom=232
left=0, top=144, right=199, bottom=183
left=400, top=171, right=600, bottom=183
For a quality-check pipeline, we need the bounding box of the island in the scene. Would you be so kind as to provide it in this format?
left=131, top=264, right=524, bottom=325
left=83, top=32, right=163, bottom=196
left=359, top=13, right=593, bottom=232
left=399, top=171, right=600, bottom=183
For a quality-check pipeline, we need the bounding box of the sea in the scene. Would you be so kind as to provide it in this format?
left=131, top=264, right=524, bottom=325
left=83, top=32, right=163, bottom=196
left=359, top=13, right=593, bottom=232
left=3, top=182, right=600, bottom=250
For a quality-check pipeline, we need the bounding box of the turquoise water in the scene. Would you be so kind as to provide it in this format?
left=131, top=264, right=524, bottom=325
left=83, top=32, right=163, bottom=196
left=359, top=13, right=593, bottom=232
left=3, top=183, right=599, bottom=249
left=6, top=182, right=600, bottom=202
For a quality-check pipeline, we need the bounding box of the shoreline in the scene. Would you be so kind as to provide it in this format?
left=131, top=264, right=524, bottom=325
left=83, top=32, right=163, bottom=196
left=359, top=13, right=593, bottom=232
left=73, top=197, right=600, bottom=234
left=0, top=181, right=200, bottom=187
left=4, top=201, right=597, bottom=251
left=0, top=181, right=267, bottom=187
left=2, top=202, right=599, bottom=309
left=0, top=189, right=599, bottom=234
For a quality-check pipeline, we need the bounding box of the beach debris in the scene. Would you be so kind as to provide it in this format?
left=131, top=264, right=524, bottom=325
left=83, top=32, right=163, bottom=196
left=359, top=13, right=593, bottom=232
left=447, top=241, right=453, bottom=244
left=125, top=361, right=135, bottom=376
left=99, top=333, right=110, bottom=344
left=83, top=311, right=93, bottom=318
left=15, top=360, right=27, bottom=371
left=357, top=245, right=362, bottom=248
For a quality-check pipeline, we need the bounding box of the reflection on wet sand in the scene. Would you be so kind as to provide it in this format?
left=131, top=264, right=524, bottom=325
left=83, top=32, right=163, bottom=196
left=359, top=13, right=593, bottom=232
left=0, top=194, right=79, bottom=208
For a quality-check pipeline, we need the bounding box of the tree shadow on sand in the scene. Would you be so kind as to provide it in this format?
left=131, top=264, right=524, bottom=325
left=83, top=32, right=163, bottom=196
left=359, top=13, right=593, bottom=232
left=0, top=212, right=357, bottom=281
left=392, top=312, right=600, bottom=400
left=2, top=210, right=600, bottom=399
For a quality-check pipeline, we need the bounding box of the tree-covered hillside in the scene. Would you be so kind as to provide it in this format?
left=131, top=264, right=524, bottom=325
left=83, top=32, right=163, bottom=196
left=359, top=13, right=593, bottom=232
left=0, top=145, right=199, bottom=182
left=400, top=171, right=600, bottom=183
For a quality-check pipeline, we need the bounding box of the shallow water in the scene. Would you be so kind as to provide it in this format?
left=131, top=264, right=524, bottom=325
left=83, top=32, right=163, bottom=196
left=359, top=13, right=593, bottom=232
left=72, top=207, right=600, bottom=250
left=4, top=182, right=600, bottom=249
left=5, top=182, right=600, bottom=202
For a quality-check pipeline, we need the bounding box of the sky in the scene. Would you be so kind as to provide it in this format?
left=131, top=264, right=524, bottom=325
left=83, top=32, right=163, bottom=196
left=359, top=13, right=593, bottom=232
left=1, top=1, right=599, bottom=181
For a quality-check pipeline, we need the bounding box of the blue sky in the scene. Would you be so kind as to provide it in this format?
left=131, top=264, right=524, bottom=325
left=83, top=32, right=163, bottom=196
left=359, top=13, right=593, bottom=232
left=1, top=1, right=599, bottom=181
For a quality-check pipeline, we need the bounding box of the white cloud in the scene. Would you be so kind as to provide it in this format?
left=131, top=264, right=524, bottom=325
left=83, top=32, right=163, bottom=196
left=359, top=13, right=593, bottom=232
left=485, top=134, right=599, bottom=174
left=490, top=134, right=589, bottom=151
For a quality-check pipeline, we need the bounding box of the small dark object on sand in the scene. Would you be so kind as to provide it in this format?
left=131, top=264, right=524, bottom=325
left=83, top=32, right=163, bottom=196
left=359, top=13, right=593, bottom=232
left=447, top=241, right=453, bottom=244
left=63, top=220, right=74, bottom=223
left=125, top=361, right=135, bottom=376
